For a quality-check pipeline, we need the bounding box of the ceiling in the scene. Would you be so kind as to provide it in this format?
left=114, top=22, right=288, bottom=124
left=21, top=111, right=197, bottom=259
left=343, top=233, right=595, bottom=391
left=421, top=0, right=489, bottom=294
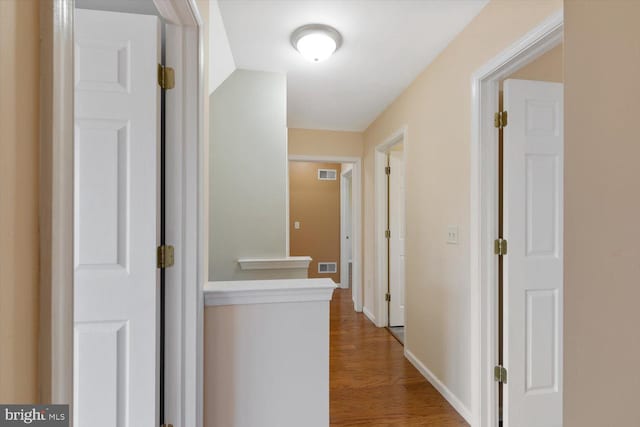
left=218, top=0, right=488, bottom=132
left=76, top=0, right=161, bottom=16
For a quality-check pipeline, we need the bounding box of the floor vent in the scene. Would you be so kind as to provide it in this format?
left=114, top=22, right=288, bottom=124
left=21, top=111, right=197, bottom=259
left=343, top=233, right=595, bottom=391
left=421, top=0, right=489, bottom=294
left=318, top=169, right=337, bottom=180
left=318, top=262, right=337, bottom=274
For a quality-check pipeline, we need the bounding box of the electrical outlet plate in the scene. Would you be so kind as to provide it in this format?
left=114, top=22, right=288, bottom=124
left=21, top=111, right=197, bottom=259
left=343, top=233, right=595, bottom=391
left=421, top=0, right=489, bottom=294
left=447, top=225, right=459, bottom=244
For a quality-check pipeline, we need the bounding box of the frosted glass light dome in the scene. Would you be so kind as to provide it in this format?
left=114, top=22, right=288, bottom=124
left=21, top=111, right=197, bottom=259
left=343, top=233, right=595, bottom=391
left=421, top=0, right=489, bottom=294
left=291, top=24, right=342, bottom=63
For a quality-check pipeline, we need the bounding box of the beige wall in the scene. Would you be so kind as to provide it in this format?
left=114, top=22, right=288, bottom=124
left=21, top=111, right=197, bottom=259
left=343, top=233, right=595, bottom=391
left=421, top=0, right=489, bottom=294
left=362, top=0, right=562, bottom=409
left=288, top=128, right=363, bottom=158
left=507, top=43, right=563, bottom=83
left=0, top=0, right=40, bottom=403
left=289, top=162, right=341, bottom=283
left=564, top=1, right=640, bottom=425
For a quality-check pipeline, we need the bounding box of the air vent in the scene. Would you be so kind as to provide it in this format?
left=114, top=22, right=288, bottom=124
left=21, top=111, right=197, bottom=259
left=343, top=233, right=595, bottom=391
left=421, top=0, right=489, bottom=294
left=318, top=262, right=337, bottom=274
left=317, top=169, right=337, bottom=180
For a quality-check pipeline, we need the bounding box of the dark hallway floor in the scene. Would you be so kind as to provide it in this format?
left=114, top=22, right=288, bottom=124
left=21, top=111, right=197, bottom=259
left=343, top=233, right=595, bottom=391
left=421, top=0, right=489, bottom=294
left=330, top=288, right=469, bottom=426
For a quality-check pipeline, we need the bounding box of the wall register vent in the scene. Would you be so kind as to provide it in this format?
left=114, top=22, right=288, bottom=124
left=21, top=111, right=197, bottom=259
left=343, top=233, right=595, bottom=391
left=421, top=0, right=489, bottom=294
left=317, top=169, right=337, bottom=180
left=318, top=262, right=337, bottom=274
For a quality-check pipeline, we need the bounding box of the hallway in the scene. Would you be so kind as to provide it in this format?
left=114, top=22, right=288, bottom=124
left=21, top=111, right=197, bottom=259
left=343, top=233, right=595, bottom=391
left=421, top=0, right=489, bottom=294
left=330, top=288, right=468, bottom=426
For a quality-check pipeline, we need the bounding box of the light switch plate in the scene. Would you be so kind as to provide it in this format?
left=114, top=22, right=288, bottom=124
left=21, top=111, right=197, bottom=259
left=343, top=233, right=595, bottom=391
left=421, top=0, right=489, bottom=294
left=447, top=225, right=459, bottom=244
left=294, top=221, right=301, bottom=230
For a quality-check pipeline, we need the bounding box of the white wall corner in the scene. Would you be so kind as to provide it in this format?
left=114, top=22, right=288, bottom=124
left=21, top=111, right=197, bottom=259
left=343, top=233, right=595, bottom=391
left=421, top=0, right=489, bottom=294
left=209, top=0, right=236, bottom=93
left=404, top=348, right=472, bottom=424
left=362, top=306, right=376, bottom=325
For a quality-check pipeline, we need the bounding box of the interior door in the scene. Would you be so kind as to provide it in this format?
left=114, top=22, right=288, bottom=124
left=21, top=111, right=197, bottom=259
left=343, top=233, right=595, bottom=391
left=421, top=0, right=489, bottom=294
left=341, top=171, right=352, bottom=288
left=74, top=9, right=160, bottom=427
left=389, top=149, right=406, bottom=327
left=503, top=79, right=563, bottom=427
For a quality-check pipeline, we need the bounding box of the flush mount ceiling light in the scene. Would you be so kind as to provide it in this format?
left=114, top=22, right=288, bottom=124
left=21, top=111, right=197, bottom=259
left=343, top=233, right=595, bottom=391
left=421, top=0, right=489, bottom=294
left=291, top=24, right=342, bottom=63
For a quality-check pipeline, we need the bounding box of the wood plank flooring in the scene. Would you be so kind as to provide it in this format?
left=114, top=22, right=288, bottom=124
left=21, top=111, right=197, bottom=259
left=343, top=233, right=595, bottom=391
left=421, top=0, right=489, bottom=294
left=330, top=288, right=469, bottom=426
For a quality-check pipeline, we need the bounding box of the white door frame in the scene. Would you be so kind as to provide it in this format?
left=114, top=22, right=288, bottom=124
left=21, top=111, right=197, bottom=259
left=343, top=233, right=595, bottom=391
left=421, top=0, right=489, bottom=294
left=374, top=126, right=407, bottom=328
left=469, top=11, right=562, bottom=427
left=340, top=167, right=353, bottom=290
left=46, top=1, right=204, bottom=426
left=288, top=155, right=363, bottom=312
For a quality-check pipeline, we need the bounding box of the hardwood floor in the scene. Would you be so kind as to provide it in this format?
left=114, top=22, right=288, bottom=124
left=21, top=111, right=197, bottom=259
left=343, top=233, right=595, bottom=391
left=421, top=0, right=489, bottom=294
left=330, top=288, right=469, bottom=426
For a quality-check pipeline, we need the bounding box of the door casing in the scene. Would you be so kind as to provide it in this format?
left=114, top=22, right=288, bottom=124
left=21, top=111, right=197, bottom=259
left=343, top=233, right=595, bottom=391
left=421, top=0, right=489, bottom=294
left=42, top=0, right=204, bottom=426
left=469, top=11, right=563, bottom=427
left=373, top=126, right=407, bottom=328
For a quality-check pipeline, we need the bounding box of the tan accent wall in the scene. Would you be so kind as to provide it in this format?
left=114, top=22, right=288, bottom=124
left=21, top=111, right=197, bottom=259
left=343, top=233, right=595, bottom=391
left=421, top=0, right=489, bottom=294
left=289, top=162, right=341, bottom=283
left=288, top=128, right=363, bottom=158
left=0, top=0, right=40, bottom=403
left=564, top=1, right=640, bottom=425
left=362, top=0, right=562, bottom=407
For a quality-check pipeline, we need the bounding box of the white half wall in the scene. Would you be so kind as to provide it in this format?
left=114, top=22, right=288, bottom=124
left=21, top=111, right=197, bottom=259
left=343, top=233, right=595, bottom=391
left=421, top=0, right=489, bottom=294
left=203, top=279, right=335, bottom=427
left=209, top=0, right=236, bottom=93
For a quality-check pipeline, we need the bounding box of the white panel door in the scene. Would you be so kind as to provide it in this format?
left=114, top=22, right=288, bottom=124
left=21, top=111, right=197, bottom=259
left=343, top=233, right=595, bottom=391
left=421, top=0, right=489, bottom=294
left=503, top=79, right=563, bottom=427
left=74, top=9, right=160, bottom=427
left=389, top=150, right=406, bottom=327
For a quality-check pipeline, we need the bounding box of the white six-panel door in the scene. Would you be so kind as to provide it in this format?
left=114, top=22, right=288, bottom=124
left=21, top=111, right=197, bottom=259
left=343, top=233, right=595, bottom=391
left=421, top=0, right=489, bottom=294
left=503, top=79, right=563, bottom=427
left=74, top=9, right=160, bottom=427
left=389, top=150, right=406, bottom=327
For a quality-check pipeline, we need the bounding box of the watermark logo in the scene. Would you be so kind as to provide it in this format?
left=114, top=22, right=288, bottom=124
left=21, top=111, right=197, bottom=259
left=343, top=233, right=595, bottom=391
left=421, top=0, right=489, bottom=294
left=0, top=405, right=68, bottom=427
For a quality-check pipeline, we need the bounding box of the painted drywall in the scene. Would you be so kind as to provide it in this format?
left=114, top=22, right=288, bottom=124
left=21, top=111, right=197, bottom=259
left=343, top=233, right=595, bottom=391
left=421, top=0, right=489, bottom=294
left=507, top=43, right=563, bottom=82
left=564, top=1, right=640, bottom=425
left=289, top=162, right=341, bottom=283
left=288, top=128, right=364, bottom=159
left=209, top=0, right=236, bottom=93
left=204, top=300, right=330, bottom=427
left=362, top=0, right=562, bottom=411
left=0, top=0, right=40, bottom=403
left=209, top=69, right=289, bottom=281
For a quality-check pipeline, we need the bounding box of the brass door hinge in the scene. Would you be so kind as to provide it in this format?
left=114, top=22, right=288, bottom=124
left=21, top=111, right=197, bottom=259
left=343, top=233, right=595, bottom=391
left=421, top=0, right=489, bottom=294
left=494, top=111, right=508, bottom=129
left=494, top=365, right=508, bottom=384
left=494, top=238, right=508, bottom=256
left=158, top=64, right=175, bottom=90
left=157, top=245, right=175, bottom=269
left=385, top=229, right=391, bottom=239
left=385, top=166, right=391, bottom=175
left=385, top=293, right=391, bottom=302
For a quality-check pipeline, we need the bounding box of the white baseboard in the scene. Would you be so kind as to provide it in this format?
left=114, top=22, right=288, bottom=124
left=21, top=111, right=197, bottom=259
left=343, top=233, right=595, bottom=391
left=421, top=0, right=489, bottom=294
left=404, top=348, right=472, bottom=424
left=362, top=306, right=376, bottom=325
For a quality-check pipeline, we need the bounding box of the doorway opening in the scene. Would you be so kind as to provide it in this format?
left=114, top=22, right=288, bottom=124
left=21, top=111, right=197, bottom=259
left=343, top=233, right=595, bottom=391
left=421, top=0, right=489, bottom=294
left=470, top=11, right=563, bottom=427
left=288, top=155, right=363, bottom=312
left=374, top=127, right=407, bottom=337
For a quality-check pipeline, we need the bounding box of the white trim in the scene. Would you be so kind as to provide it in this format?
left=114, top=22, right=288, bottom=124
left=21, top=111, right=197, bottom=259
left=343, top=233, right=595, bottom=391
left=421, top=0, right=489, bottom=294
left=405, top=348, right=472, bottom=424
left=469, top=11, right=563, bottom=427
left=41, top=0, right=75, bottom=405
left=340, top=168, right=353, bottom=290
left=204, top=279, right=336, bottom=306
left=238, top=256, right=312, bottom=270
left=155, top=0, right=204, bottom=426
left=362, top=306, right=376, bottom=325
left=155, top=2, right=203, bottom=427
left=288, top=154, right=363, bottom=312
left=374, top=126, right=407, bottom=328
